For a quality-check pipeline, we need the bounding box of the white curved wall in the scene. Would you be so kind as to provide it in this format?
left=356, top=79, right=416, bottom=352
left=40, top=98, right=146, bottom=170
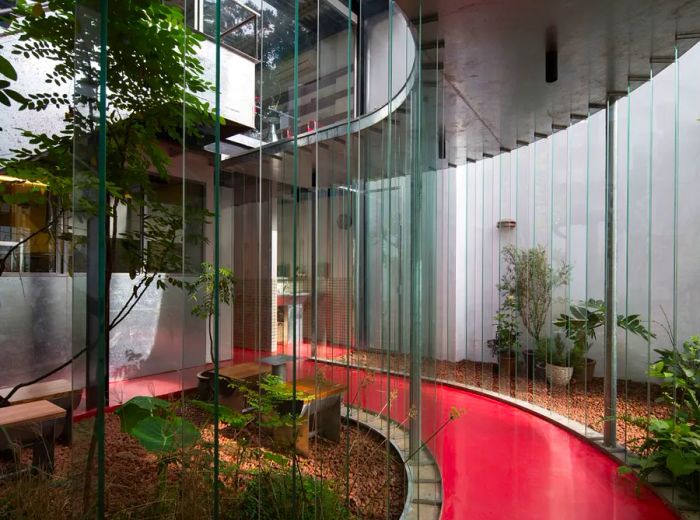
left=434, top=42, right=700, bottom=382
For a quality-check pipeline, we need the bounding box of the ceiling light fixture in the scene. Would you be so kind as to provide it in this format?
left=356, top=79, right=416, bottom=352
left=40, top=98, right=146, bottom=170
left=546, top=25, right=558, bottom=83
left=0, top=175, right=47, bottom=187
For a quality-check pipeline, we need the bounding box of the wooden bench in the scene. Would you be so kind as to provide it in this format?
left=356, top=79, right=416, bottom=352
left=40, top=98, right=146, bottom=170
left=204, top=362, right=272, bottom=411
left=0, top=379, right=73, bottom=406
left=278, top=377, right=346, bottom=456
left=217, top=362, right=272, bottom=382
left=0, top=400, right=66, bottom=473
left=0, top=379, right=78, bottom=443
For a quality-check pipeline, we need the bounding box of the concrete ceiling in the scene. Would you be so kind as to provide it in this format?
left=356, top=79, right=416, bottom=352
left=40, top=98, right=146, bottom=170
left=397, top=0, right=700, bottom=164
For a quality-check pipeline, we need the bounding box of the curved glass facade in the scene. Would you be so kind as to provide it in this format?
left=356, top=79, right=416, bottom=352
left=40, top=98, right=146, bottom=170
left=0, top=0, right=699, bottom=517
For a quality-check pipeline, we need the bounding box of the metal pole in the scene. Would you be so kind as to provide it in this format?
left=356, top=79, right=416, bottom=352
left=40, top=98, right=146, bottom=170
left=409, top=147, right=423, bottom=456
left=409, top=4, right=423, bottom=457
left=603, top=95, right=618, bottom=448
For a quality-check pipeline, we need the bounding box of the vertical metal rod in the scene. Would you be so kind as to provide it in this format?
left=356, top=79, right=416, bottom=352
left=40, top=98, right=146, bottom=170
left=409, top=2, right=423, bottom=456
left=604, top=96, right=618, bottom=448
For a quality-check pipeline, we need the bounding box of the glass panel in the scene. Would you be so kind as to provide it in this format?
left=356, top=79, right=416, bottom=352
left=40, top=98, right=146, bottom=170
left=2, top=0, right=697, bottom=517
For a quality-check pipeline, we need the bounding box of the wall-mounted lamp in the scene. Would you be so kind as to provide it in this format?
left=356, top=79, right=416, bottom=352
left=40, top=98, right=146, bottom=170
left=497, top=219, right=517, bottom=230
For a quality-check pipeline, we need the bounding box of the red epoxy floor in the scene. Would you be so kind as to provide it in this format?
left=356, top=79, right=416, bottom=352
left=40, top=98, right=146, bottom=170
left=308, top=361, right=677, bottom=520
left=89, top=344, right=677, bottom=519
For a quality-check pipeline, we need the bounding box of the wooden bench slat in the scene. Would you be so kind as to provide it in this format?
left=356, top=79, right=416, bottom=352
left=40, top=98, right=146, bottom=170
left=218, top=362, right=271, bottom=381
left=288, top=378, right=345, bottom=402
left=0, top=400, right=66, bottom=428
left=0, top=379, right=72, bottom=405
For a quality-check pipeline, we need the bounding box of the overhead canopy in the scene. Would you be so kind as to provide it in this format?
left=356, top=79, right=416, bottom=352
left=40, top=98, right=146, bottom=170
left=397, top=0, right=700, bottom=164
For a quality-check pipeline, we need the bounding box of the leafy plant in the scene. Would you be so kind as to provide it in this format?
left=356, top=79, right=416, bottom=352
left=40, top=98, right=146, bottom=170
left=489, top=296, right=520, bottom=358
left=620, top=416, right=700, bottom=499
left=230, top=374, right=310, bottom=431
left=173, top=262, right=236, bottom=361
left=499, top=245, right=571, bottom=343
left=620, top=336, right=700, bottom=503
left=534, top=334, right=572, bottom=367
left=116, top=396, right=200, bottom=454
left=554, top=299, right=655, bottom=369
left=115, top=395, right=200, bottom=495
left=115, top=396, right=256, bottom=515
left=0, top=48, right=25, bottom=127
left=233, top=470, right=351, bottom=520
left=190, top=378, right=307, bottom=487
left=649, top=335, right=700, bottom=417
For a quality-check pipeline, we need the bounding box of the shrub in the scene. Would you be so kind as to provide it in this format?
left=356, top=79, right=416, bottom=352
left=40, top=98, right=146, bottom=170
left=232, top=471, right=351, bottom=520
left=621, top=336, right=700, bottom=503
left=499, top=245, right=570, bottom=343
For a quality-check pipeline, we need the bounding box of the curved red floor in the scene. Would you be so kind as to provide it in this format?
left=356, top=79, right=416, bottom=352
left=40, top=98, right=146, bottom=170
left=304, top=361, right=678, bottom=520
left=99, top=345, right=677, bottom=519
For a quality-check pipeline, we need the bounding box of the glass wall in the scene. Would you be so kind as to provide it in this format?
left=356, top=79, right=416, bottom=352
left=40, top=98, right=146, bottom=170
left=1, top=0, right=699, bottom=516
left=427, top=40, right=700, bottom=509
left=0, top=1, right=446, bottom=518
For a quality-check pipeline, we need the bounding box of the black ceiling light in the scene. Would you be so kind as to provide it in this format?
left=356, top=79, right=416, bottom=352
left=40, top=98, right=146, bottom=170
left=545, top=25, right=558, bottom=83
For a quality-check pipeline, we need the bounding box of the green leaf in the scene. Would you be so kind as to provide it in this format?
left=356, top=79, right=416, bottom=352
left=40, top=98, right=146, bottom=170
left=262, top=451, right=290, bottom=466
left=130, top=416, right=199, bottom=453
left=191, top=400, right=252, bottom=429
left=31, top=1, right=45, bottom=17
left=115, top=396, right=170, bottom=434
left=666, top=450, right=698, bottom=477
left=617, top=466, right=634, bottom=475
left=0, top=91, right=10, bottom=107
left=648, top=417, right=671, bottom=433
left=0, top=55, right=17, bottom=81
left=4, top=89, right=26, bottom=104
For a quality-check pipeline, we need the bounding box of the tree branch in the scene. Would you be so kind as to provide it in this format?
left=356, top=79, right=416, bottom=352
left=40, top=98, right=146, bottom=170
left=0, top=346, right=86, bottom=407
left=0, top=210, right=65, bottom=276
left=109, top=272, right=157, bottom=331
left=109, top=227, right=179, bottom=331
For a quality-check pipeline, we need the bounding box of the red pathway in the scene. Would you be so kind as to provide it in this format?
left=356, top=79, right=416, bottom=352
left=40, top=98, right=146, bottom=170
left=304, top=359, right=676, bottom=520
left=94, top=345, right=677, bottom=520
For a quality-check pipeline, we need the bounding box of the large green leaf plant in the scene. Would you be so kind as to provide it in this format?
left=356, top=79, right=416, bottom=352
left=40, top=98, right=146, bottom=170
left=620, top=336, right=700, bottom=503
left=553, top=299, right=655, bottom=369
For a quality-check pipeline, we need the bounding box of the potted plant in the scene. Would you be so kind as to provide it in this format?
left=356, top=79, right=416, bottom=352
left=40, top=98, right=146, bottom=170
left=173, top=262, right=236, bottom=399
left=553, top=299, right=654, bottom=384
left=533, top=337, right=550, bottom=380
left=488, top=297, right=521, bottom=379
left=620, top=335, right=700, bottom=503
left=543, top=334, right=574, bottom=387
left=498, top=245, right=571, bottom=380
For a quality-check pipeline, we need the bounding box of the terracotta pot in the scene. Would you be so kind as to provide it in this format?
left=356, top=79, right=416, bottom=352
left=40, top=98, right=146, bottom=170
left=546, top=363, right=573, bottom=387
left=573, top=358, right=597, bottom=384
left=498, top=354, right=518, bottom=380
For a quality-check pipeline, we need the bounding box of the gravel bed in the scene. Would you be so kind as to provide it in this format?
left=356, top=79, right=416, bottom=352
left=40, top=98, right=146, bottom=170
left=328, top=349, right=670, bottom=448
left=0, top=406, right=405, bottom=519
